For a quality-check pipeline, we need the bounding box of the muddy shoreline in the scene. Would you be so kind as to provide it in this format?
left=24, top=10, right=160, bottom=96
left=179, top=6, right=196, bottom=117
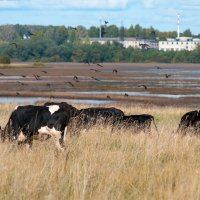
left=0, top=62, right=200, bottom=107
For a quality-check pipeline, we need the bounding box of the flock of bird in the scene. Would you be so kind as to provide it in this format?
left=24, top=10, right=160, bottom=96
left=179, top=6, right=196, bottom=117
left=0, top=55, right=172, bottom=99
left=4, top=26, right=174, bottom=100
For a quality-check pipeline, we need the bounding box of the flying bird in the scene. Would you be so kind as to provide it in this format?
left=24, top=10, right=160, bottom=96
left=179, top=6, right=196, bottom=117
left=96, top=63, right=104, bottom=68
left=139, top=43, right=150, bottom=49
left=41, top=70, right=47, bottom=74
left=138, top=85, right=148, bottom=90
left=27, top=31, right=35, bottom=36
left=33, top=74, right=40, bottom=80
left=73, top=76, right=78, bottom=80
left=91, top=76, right=101, bottom=81
left=165, top=74, right=172, bottom=78
left=90, top=68, right=101, bottom=72
left=104, top=20, right=109, bottom=24
left=65, top=81, right=74, bottom=87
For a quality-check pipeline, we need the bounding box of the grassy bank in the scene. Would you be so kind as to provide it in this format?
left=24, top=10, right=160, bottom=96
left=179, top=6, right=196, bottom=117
left=0, top=103, right=199, bottom=199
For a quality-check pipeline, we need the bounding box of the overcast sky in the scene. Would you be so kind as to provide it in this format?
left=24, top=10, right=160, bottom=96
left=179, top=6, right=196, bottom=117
left=0, top=0, right=200, bottom=34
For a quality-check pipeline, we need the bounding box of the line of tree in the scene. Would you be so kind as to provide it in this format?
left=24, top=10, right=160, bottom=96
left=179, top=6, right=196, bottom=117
left=0, top=24, right=199, bottom=63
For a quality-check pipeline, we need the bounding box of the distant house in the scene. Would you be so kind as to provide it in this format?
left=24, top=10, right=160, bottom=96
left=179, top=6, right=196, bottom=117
left=159, top=37, right=200, bottom=51
left=86, top=37, right=159, bottom=49
left=88, top=37, right=120, bottom=45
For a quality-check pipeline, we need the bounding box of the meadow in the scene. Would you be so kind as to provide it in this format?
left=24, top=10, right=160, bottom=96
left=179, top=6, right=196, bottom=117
left=0, top=103, right=200, bottom=199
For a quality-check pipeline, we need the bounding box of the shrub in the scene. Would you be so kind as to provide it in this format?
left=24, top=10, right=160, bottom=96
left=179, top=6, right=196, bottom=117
left=33, top=61, right=45, bottom=67
left=0, top=55, right=10, bottom=64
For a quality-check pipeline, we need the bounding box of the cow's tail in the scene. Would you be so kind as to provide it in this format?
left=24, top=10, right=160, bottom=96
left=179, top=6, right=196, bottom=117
left=1, top=117, right=12, bottom=142
left=151, top=116, right=159, bottom=134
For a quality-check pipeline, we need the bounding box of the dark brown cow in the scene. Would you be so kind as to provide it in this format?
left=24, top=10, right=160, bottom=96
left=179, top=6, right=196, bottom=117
left=177, top=110, right=200, bottom=135
left=114, top=114, right=158, bottom=134
left=69, top=107, right=124, bottom=135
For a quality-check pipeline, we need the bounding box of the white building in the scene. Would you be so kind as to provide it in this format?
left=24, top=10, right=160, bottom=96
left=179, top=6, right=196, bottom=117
left=159, top=37, right=200, bottom=51
left=87, top=37, right=158, bottom=49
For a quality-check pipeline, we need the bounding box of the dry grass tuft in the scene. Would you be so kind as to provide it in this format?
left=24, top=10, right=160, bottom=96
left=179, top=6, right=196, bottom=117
left=0, top=103, right=199, bottom=199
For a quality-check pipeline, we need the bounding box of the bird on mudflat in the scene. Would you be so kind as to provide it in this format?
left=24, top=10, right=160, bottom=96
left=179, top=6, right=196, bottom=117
left=112, top=69, right=118, bottom=74
left=96, top=63, right=104, bottom=68
left=17, top=81, right=26, bottom=86
left=155, top=66, right=162, bottom=69
left=107, top=95, right=111, bottom=99
left=124, top=93, right=129, bottom=97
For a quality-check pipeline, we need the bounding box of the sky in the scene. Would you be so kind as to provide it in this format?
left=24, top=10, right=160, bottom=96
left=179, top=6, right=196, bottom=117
left=0, top=0, right=200, bottom=34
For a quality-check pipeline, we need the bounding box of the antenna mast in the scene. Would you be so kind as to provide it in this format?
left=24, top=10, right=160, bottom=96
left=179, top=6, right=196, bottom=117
left=177, top=14, right=180, bottom=39
left=99, top=17, right=102, bottom=38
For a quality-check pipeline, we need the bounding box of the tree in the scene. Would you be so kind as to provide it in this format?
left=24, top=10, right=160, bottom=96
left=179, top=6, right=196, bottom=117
left=182, top=29, right=192, bottom=37
left=54, top=26, right=68, bottom=45
left=104, top=25, right=119, bottom=37
left=88, top=26, right=99, bottom=37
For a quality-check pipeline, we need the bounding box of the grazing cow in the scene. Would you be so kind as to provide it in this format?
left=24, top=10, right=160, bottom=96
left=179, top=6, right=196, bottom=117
left=69, top=107, right=124, bottom=135
left=114, top=114, right=158, bottom=134
left=1, top=102, right=78, bottom=150
left=177, top=110, right=200, bottom=135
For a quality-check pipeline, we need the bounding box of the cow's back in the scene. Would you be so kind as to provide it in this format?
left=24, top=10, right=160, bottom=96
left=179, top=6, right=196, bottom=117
left=177, top=110, right=200, bottom=134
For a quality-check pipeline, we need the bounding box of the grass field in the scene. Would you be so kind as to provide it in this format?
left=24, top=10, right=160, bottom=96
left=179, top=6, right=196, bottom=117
left=0, top=103, right=200, bottom=199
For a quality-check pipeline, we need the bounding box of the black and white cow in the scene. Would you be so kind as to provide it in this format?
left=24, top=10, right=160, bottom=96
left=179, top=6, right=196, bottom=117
left=177, top=110, right=200, bottom=135
left=1, top=102, right=78, bottom=150
left=114, top=114, right=158, bottom=134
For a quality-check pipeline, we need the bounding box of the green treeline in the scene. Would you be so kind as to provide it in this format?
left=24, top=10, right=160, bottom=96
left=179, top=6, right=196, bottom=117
left=0, top=24, right=200, bottom=63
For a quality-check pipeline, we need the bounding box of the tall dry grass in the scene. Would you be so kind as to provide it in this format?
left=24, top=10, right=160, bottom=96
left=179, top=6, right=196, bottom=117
left=0, top=103, right=200, bottom=199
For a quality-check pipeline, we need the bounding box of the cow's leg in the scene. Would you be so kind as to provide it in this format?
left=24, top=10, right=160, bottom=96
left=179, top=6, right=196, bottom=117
left=38, top=126, right=64, bottom=151
left=50, top=127, right=64, bottom=151
left=63, top=126, right=68, bottom=143
left=144, top=121, right=151, bottom=134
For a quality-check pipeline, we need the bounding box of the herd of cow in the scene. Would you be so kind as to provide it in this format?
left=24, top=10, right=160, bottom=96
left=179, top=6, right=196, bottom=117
left=0, top=101, right=199, bottom=151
